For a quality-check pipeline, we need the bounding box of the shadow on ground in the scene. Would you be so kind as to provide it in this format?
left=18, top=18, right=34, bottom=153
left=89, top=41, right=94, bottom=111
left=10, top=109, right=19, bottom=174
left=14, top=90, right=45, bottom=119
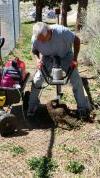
left=22, top=21, right=56, bottom=25
left=2, top=76, right=97, bottom=138
left=22, top=20, right=35, bottom=24
left=11, top=101, right=94, bottom=138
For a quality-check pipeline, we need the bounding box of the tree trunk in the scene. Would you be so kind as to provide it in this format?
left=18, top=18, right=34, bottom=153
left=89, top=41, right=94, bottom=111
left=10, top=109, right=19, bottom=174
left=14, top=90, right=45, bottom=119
left=35, top=0, right=43, bottom=22
left=76, top=0, right=88, bottom=31
left=61, top=0, right=68, bottom=26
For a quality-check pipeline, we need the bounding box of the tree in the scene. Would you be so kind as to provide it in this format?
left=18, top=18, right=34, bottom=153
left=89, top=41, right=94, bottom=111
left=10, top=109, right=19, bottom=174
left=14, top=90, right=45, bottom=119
left=61, top=0, right=68, bottom=26
left=35, top=0, right=44, bottom=22
left=76, top=0, right=88, bottom=31
left=61, top=0, right=77, bottom=26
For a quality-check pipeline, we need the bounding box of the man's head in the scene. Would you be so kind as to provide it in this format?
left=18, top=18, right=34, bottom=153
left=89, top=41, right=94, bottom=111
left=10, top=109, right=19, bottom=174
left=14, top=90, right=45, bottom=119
left=32, top=22, right=52, bottom=42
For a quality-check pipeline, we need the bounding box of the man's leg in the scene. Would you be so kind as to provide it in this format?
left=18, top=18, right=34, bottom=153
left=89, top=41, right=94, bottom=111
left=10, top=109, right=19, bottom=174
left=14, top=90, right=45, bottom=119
left=27, top=56, right=53, bottom=116
left=27, top=70, right=44, bottom=115
left=61, top=54, right=91, bottom=118
left=70, top=69, right=91, bottom=111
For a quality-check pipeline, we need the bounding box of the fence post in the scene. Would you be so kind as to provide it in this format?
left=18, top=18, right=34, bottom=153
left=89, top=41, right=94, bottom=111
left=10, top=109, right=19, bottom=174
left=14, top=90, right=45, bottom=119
left=12, top=0, right=16, bottom=48
left=18, top=0, right=20, bottom=37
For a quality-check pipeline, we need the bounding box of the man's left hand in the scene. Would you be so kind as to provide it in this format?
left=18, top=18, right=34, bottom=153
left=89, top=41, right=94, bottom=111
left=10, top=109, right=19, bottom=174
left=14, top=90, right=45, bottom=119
left=70, top=59, right=78, bottom=69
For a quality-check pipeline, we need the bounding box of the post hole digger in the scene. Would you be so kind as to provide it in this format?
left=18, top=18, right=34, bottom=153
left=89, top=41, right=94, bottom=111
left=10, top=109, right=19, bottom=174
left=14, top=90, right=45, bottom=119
left=0, top=37, right=30, bottom=136
left=44, top=56, right=76, bottom=108
left=33, top=55, right=75, bottom=108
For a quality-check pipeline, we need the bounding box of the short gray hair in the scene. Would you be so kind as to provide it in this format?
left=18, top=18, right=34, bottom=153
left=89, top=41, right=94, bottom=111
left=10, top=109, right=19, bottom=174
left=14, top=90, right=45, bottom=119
left=32, top=22, right=50, bottom=39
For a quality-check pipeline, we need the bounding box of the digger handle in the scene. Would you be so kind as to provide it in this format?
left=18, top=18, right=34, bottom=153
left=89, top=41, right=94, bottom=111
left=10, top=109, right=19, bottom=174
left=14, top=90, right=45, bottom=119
left=41, top=66, right=74, bottom=85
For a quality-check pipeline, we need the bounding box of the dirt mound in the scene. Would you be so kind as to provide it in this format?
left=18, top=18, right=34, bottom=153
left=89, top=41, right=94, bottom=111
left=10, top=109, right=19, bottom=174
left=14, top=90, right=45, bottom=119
left=11, top=101, right=95, bottom=134
left=30, top=102, right=83, bottom=130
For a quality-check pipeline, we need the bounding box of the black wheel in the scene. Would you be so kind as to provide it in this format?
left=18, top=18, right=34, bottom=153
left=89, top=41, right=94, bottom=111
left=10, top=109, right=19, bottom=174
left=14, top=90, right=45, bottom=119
left=0, top=110, right=6, bottom=116
left=0, top=113, right=17, bottom=137
left=23, top=91, right=30, bottom=110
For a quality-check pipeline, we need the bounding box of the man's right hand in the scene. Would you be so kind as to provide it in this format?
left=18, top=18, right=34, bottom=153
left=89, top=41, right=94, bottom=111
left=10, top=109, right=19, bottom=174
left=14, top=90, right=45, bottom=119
left=37, top=59, right=44, bottom=70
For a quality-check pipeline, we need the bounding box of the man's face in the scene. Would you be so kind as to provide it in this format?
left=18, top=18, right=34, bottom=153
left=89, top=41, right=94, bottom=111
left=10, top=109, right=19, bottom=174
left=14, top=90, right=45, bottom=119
left=37, top=30, right=52, bottom=42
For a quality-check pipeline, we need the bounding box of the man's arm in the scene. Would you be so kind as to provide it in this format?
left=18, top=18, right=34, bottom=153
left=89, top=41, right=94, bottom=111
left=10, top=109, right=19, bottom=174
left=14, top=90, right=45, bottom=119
left=73, top=35, right=80, bottom=61
left=62, top=27, right=80, bottom=63
left=32, top=48, right=39, bottom=58
left=32, top=46, right=43, bottom=69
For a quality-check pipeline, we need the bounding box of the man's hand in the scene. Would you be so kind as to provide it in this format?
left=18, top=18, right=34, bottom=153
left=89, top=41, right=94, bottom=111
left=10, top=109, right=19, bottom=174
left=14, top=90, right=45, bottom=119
left=70, top=59, right=78, bottom=69
left=37, top=59, right=44, bottom=70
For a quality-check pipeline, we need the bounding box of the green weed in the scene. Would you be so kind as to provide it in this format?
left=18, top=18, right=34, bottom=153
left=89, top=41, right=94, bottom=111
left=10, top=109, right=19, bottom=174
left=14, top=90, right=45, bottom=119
left=27, top=156, right=58, bottom=178
left=61, top=93, right=76, bottom=104
left=66, top=146, right=78, bottom=153
left=66, top=160, right=85, bottom=174
left=10, top=145, right=26, bottom=156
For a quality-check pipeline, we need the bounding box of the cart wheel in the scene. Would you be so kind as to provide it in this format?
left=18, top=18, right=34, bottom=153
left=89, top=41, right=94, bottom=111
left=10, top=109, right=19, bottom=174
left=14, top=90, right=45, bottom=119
left=23, top=91, right=30, bottom=110
left=0, top=113, right=17, bottom=137
left=0, top=110, right=6, bottom=116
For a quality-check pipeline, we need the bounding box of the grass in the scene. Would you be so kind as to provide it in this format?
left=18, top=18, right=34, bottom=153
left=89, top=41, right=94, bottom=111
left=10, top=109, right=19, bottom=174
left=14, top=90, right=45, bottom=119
left=27, top=156, right=58, bottom=178
left=14, top=23, right=33, bottom=61
left=61, top=93, right=76, bottom=105
left=3, top=22, right=33, bottom=62
left=66, top=160, right=85, bottom=174
left=89, top=83, right=99, bottom=92
left=61, top=145, right=79, bottom=154
left=10, top=145, right=26, bottom=156
left=0, top=143, right=26, bottom=157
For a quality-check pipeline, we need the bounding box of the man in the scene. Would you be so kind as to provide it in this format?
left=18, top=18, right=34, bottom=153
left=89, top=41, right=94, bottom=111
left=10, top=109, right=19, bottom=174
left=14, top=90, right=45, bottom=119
left=27, top=22, right=91, bottom=118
